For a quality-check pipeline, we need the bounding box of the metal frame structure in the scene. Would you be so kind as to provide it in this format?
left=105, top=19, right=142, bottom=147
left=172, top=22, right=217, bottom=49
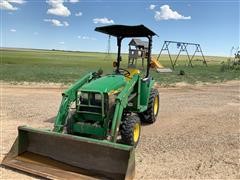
left=157, top=40, right=207, bottom=69
left=103, top=35, right=112, bottom=61
left=128, top=38, right=148, bottom=68
left=106, top=35, right=111, bottom=54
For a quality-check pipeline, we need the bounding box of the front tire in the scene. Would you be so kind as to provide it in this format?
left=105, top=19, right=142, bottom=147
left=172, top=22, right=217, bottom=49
left=120, top=115, right=141, bottom=147
left=139, top=88, right=159, bottom=123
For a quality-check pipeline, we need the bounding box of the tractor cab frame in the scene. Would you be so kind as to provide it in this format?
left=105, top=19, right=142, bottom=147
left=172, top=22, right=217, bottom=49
left=95, top=24, right=156, bottom=77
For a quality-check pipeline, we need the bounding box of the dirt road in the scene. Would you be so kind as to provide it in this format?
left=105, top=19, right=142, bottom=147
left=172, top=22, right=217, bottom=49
left=1, top=81, right=239, bottom=179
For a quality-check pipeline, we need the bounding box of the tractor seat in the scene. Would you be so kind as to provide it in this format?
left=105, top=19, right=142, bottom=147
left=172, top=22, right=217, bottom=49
left=126, top=68, right=140, bottom=79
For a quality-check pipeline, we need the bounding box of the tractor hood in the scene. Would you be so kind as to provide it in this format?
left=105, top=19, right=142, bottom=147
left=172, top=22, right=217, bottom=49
left=80, top=75, right=126, bottom=93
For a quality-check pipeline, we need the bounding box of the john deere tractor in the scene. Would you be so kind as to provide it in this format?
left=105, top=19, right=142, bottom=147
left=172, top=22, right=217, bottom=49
left=2, top=25, right=159, bottom=180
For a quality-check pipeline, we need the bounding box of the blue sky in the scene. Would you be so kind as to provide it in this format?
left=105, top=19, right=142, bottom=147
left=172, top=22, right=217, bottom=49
left=1, top=0, right=239, bottom=56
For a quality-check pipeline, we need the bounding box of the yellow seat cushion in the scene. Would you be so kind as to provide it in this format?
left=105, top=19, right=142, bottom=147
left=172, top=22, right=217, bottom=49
left=126, top=68, right=140, bottom=79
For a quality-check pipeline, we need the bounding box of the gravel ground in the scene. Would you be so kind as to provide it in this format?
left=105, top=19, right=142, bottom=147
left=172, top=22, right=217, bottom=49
left=0, top=81, right=239, bottom=179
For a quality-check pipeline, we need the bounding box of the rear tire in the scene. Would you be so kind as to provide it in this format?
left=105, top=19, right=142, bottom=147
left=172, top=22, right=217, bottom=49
left=66, top=114, right=75, bottom=135
left=139, top=88, right=159, bottom=123
left=120, top=115, right=141, bottom=147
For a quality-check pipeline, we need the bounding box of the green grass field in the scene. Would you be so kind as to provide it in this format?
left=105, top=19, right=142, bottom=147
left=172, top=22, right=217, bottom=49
left=1, top=49, right=239, bottom=85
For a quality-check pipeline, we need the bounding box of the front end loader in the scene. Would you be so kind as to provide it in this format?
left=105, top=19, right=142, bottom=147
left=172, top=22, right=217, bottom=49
left=2, top=25, right=160, bottom=179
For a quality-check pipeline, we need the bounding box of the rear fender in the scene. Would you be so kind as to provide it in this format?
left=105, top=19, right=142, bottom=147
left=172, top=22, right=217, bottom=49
left=139, top=78, right=155, bottom=111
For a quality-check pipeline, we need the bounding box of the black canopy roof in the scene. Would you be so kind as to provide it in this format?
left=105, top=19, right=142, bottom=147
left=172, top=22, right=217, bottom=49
left=95, top=24, right=156, bottom=38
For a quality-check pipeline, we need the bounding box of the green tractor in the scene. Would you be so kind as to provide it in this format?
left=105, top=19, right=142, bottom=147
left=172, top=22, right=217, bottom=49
left=2, top=25, right=159, bottom=180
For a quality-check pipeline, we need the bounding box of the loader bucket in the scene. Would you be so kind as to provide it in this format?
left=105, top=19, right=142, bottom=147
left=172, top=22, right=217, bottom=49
left=2, top=126, right=135, bottom=180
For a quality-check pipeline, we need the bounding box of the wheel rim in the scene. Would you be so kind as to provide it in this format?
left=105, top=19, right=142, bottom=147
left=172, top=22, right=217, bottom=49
left=153, top=96, right=159, bottom=116
left=133, top=123, right=140, bottom=143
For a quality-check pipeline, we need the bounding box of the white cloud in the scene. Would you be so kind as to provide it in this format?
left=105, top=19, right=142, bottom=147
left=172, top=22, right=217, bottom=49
left=0, top=0, right=26, bottom=11
left=75, top=11, right=82, bottom=16
left=154, top=5, right=191, bottom=21
left=0, top=1, right=16, bottom=10
left=44, top=19, right=63, bottom=26
left=8, top=0, right=25, bottom=4
left=44, top=19, right=69, bottom=27
left=59, top=41, right=65, bottom=44
left=47, top=0, right=71, bottom=17
left=93, top=17, right=114, bottom=24
left=78, top=35, right=96, bottom=41
left=68, top=0, right=79, bottom=3
left=82, top=36, right=89, bottom=40
left=63, top=21, right=69, bottom=26
left=149, top=4, right=156, bottom=10
left=10, top=28, right=16, bottom=32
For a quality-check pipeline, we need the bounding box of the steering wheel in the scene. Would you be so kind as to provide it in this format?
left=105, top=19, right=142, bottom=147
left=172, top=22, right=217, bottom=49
left=118, top=68, right=131, bottom=77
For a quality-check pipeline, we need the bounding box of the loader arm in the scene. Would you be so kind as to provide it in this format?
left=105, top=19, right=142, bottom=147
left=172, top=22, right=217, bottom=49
left=110, top=75, right=139, bottom=142
left=53, top=73, right=93, bottom=132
